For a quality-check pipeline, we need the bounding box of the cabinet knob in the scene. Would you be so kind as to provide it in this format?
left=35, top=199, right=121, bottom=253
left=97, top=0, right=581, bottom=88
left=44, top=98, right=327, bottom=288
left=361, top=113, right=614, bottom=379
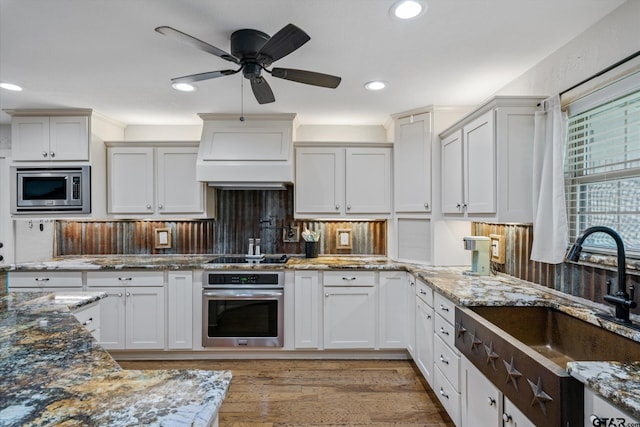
left=502, top=413, right=512, bottom=423
left=0, top=242, right=3, bottom=248
left=463, top=203, right=468, bottom=210
left=0, top=256, right=3, bottom=262
left=424, top=202, right=429, bottom=209
left=42, top=151, right=48, bottom=158
left=50, top=152, right=55, bottom=158
left=487, top=397, right=496, bottom=406
left=325, top=293, right=329, bottom=298
left=146, top=204, right=152, bottom=209
left=117, top=292, right=123, bottom=297
left=125, top=292, right=131, bottom=297
left=426, top=314, right=431, bottom=320
left=158, top=204, right=163, bottom=209
left=456, top=203, right=461, bottom=209
left=409, top=281, right=415, bottom=286
left=346, top=204, right=351, bottom=210
left=335, top=204, right=340, bottom=210
left=439, top=387, right=449, bottom=399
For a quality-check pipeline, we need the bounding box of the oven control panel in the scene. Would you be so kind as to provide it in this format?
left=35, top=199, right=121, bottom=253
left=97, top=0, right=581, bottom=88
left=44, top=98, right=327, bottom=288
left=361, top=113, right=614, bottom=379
left=204, top=271, right=283, bottom=287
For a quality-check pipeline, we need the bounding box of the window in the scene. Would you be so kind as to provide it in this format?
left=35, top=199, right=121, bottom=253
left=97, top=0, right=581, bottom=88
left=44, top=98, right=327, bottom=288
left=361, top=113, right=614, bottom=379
left=565, top=79, right=640, bottom=255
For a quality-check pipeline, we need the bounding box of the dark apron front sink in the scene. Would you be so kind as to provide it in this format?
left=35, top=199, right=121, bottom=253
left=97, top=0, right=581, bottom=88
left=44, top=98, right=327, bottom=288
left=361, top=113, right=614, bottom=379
left=455, top=305, right=640, bottom=426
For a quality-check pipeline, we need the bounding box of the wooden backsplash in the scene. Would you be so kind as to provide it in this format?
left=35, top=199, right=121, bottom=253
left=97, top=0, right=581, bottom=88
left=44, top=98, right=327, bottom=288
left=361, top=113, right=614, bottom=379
left=473, top=222, right=639, bottom=315
left=56, top=187, right=386, bottom=256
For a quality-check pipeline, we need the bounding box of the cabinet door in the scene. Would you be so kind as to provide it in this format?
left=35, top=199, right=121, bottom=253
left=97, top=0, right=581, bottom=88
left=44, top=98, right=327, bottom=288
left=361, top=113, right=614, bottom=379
left=108, top=147, right=155, bottom=214
left=93, top=287, right=126, bottom=350
left=294, top=270, right=321, bottom=349
left=167, top=271, right=193, bottom=350
left=11, top=116, right=50, bottom=160
left=345, top=147, right=391, bottom=214
left=441, top=130, right=464, bottom=213
left=406, top=275, right=416, bottom=358
left=295, top=147, right=344, bottom=214
left=49, top=116, right=89, bottom=160
left=462, top=357, right=501, bottom=427
left=378, top=272, right=406, bottom=349
left=126, top=286, right=165, bottom=349
left=394, top=113, right=432, bottom=212
left=464, top=110, right=496, bottom=214
left=156, top=147, right=204, bottom=214
left=323, top=286, right=375, bottom=349
left=503, top=397, right=535, bottom=427
left=415, top=297, right=435, bottom=386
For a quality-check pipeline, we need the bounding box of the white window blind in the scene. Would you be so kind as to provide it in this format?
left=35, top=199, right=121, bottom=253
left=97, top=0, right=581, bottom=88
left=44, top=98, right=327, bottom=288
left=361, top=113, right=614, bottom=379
left=565, top=86, right=640, bottom=254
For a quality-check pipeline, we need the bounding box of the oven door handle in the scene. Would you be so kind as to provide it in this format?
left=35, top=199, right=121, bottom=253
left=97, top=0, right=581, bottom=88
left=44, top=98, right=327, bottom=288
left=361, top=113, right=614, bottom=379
left=203, top=290, right=283, bottom=299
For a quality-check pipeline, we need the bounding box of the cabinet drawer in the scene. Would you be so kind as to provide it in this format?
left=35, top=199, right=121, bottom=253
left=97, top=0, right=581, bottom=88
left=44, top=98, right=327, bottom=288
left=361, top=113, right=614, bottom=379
left=86, top=271, right=164, bottom=287
left=416, top=279, right=433, bottom=306
left=323, top=271, right=375, bottom=286
left=9, top=271, right=83, bottom=288
left=434, top=366, right=461, bottom=426
left=434, top=335, right=460, bottom=390
left=73, top=302, right=101, bottom=335
left=434, top=292, right=456, bottom=325
left=435, top=312, right=456, bottom=349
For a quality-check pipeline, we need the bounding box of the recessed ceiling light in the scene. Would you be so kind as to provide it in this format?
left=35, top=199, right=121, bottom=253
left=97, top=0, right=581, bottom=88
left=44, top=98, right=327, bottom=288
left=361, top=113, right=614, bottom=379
left=171, top=82, right=195, bottom=92
left=390, top=0, right=427, bottom=20
left=0, top=82, right=23, bottom=91
left=364, top=81, right=387, bottom=91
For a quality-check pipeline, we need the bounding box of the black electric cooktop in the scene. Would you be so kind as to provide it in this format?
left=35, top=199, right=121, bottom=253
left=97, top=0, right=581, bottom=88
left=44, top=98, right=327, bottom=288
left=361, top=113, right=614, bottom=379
left=207, top=254, right=289, bottom=264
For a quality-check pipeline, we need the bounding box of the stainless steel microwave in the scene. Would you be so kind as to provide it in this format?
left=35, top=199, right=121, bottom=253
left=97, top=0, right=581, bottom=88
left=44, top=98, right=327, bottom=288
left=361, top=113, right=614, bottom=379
left=11, top=166, right=91, bottom=214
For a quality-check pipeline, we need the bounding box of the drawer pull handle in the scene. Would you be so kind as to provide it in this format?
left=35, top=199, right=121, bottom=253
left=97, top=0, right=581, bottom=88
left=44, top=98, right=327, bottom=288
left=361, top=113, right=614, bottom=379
left=342, top=277, right=356, bottom=281
left=439, top=387, right=449, bottom=399
left=118, top=277, right=133, bottom=281
left=35, top=277, right=50, bottom=282
left=487, top=397, right=496, bottom=406
left=439, top=355, right=449, bottom=365
left=440, top=304, right=449, bottom=312
left=82, top=318, right=93, bottom=326
left=419, top=289, right=427, bottom=295
left=440, top=327, right=449, bottom=336
left=409, top=281, right=415, bottom=286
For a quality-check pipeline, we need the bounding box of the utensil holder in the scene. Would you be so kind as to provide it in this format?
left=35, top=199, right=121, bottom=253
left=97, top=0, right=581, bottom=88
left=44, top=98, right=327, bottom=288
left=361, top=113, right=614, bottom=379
left=305, top=241, right=319, bottom=258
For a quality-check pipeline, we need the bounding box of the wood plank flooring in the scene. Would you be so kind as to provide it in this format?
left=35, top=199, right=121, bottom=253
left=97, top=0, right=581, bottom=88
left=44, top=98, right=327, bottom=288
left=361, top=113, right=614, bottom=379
left=118, top=359, right=455, bottom=427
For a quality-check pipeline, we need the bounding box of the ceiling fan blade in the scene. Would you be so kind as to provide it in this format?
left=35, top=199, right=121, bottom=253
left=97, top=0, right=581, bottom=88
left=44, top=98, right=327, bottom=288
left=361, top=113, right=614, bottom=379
left=250, top=76, right=275, bottom=104
left=271, top=68, right=341, bottom=88
left=257, top=24, right=310, bottom=65
left=171, top=69, right=239, bottom=84
left=155, top=26, right=239, bottom=64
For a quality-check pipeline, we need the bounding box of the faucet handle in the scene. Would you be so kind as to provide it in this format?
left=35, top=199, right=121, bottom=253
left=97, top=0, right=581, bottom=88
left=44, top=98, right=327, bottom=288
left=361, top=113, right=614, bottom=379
left=606, top=280, right=612, bottom=295
left=629, top=284, right=636, bottom=306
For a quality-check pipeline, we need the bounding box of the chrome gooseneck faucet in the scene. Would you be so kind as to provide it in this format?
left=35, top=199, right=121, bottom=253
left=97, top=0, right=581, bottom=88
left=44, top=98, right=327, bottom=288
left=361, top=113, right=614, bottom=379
left=566, top=226, right=637, bottom=324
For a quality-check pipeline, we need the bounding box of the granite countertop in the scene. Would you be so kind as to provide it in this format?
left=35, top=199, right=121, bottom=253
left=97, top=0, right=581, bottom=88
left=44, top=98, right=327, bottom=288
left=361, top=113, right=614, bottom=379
left=0, top=291, right=231, bottom=426
left=7, top=254, right=640, bottom=418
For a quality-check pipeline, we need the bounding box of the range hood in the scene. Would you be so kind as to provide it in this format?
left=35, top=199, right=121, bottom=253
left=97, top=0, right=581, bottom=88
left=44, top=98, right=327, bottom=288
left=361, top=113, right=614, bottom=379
left=196, top=113, right=296, bottom=189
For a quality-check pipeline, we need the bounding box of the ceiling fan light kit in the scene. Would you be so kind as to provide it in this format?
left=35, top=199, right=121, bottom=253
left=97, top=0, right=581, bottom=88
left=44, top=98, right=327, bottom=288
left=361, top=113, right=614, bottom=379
left=156, top=23, right=342, bottom=105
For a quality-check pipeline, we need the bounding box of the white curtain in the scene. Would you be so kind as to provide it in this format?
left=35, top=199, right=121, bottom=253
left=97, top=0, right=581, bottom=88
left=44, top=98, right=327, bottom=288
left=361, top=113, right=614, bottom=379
left=530, top=95, right=569, bottom=264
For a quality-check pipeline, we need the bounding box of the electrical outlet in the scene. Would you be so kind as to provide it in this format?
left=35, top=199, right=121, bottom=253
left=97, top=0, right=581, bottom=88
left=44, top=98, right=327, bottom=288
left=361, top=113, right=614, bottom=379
left=489, top=234, right=505, bottom=264
left=283, top=226, right=300, bottom=243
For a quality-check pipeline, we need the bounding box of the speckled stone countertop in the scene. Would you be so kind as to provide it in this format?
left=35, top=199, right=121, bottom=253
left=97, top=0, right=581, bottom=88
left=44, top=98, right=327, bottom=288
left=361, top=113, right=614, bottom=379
left=0, top=291, right=232, bottom=427
left=7, top=254, right=640, bottom=418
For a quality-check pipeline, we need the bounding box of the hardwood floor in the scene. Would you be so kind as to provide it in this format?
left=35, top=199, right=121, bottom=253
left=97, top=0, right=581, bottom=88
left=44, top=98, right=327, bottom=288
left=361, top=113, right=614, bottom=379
left=118, top=359, right=455, bottom=427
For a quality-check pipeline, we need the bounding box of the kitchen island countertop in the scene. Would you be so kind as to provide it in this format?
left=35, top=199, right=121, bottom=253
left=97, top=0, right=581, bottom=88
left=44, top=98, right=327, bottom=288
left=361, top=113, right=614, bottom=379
left=0, top=291, right=231, bottom=427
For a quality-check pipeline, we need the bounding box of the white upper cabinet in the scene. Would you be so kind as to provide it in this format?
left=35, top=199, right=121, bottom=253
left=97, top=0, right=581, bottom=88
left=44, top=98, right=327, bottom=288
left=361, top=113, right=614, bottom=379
left=394, top=112, right=432, bottom=213
left=9, top=111, right=91, bottom=161
left=107, top=142, right=207, bottom=217
left=295, top=143, right=391, bottom=218
left=439, top=96, right=544, bottom=222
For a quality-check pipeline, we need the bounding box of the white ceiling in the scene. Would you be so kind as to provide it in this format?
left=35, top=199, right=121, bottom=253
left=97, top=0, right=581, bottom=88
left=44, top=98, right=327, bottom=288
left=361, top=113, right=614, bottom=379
left=0, top=0, right=626, bottom=126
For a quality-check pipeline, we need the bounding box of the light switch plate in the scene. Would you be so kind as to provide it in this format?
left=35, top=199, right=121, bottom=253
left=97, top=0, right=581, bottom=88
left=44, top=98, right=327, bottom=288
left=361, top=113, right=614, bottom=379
left=283, top=226, right=300, bottom=243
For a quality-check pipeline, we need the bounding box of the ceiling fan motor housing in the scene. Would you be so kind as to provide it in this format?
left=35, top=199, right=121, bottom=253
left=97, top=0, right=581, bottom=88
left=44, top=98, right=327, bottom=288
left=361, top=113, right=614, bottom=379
left=230, top=29, right=270, bottom=62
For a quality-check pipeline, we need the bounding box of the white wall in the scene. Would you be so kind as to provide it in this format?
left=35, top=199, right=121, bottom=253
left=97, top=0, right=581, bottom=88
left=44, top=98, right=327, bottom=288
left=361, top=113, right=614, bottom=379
left=124, top=125, right=202, bottom=141
left=296, top=124, right=387, bottom=143
left=0, top=125, right=10, bottom=150
left=495, top=0, right=639, bottom=98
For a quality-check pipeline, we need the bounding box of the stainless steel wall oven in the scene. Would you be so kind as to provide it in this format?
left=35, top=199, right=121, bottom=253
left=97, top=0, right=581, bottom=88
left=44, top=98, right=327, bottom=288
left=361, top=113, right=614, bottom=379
left=202, top=271, right=284, bottom=347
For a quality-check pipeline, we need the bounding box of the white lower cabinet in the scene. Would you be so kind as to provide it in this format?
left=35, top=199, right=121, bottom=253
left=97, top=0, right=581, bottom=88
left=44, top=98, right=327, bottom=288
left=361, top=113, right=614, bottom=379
left=73, top=301, right=101, bottom=342
left=87, top=271, right=165, bottom=350
left=378, top=271, right=406, bottom=349
left=584, top=387, right=639, bottom=426
left=323, top=271, right=376, bottom=349
left=167, top=271, right=193, bottom=350
left=433, top=292, right=461, bottom=426
left=462, top=356, right=535, bottom=427
left=294, top=270, right=321, bottom=349
left=406, top=274, right=417, bottom=358
left=415, top=279, right=434, bottom=386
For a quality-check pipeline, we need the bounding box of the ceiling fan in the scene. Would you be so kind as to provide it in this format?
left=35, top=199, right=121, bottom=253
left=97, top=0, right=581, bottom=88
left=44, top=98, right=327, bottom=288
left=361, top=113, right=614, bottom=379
left=155, top=23, right=342, bottom=104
